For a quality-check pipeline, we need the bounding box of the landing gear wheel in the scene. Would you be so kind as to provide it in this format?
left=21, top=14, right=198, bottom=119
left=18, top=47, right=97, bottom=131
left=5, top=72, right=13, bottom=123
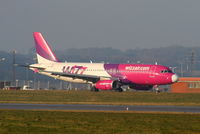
left=91, top=86, right=99, bottom=92
left=116, top=87, right=123, bottom=92
left=155, top=88, right=160, bottom=93
left=153, top=85, right=160, bottom=93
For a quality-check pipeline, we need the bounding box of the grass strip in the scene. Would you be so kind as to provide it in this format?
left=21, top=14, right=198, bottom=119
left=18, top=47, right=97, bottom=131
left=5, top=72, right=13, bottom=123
left=0, top=90, right=200, bottom=106
left=0, top=109, right=199, bottom=134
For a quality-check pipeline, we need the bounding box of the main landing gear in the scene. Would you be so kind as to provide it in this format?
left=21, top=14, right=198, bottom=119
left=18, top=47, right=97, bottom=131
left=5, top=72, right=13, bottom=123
left=91, top=86, right=99, bottom=92
left=90, top=86, right=123, bottom=92
left=115, top=87, right=123, bottom=92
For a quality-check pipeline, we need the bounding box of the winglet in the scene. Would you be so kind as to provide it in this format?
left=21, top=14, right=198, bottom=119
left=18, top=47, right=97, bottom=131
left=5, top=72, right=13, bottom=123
left=33, top=32, right=59, bottom=63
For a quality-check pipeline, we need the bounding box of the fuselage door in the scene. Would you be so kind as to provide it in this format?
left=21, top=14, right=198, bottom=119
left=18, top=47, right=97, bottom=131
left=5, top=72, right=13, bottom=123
left=149, top=66, right=156, bottom=78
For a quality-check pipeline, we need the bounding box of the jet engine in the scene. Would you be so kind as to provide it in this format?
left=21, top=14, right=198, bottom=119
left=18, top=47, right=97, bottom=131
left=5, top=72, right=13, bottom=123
left=95, top=80, right=118, bottom=90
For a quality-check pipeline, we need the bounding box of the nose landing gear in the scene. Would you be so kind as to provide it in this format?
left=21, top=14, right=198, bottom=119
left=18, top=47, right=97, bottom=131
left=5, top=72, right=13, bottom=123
left=153, top=85, right=160, bottom=93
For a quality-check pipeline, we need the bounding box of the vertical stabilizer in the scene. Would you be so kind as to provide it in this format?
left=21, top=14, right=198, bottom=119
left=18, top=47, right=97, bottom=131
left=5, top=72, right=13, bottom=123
left=33, top=32, right=59, bottom=63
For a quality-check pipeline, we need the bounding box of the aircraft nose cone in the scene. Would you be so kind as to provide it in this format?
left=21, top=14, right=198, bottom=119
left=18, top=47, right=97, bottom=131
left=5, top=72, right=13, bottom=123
left=172, top=74, right=179, bottom=83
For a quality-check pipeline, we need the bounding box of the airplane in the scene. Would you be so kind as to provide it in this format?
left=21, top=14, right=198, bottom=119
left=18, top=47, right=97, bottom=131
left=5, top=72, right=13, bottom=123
left=28, top=32, right=179, bottom=92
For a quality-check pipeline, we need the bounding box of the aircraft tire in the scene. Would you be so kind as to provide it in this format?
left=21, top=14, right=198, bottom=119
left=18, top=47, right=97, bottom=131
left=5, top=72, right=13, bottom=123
left=91, top=86, right=99, bottom=92
left=116, top=87, right=123, bottom=92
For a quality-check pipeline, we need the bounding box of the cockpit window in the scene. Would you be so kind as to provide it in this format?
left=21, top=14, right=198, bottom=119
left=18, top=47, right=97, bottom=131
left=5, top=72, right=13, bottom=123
left=161, top=70, right=173, bottom=73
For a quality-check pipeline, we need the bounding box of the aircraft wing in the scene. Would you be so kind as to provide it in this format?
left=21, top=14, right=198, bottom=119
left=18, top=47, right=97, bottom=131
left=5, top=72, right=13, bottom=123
left=41, top=71, right=112, bottom=83
left=17, top=64, right=112, bottom=83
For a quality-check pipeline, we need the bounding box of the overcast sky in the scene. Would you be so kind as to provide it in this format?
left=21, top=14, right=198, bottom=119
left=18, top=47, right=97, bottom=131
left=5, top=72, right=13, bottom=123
left=0, top=0, right=200, bottom=53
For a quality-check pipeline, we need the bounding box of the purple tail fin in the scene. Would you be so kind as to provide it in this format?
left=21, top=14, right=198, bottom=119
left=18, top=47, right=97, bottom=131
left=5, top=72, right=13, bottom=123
left=33, top=32, right=59, bottom=63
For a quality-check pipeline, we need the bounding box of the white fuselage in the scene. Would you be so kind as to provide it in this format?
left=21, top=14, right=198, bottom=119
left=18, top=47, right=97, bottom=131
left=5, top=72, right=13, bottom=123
left=31, top=62, right=111, bottom=84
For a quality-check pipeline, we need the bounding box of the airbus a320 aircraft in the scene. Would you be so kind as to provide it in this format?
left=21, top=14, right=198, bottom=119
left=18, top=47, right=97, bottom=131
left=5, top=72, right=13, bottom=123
left=29, top=32, right=179, bottom=92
